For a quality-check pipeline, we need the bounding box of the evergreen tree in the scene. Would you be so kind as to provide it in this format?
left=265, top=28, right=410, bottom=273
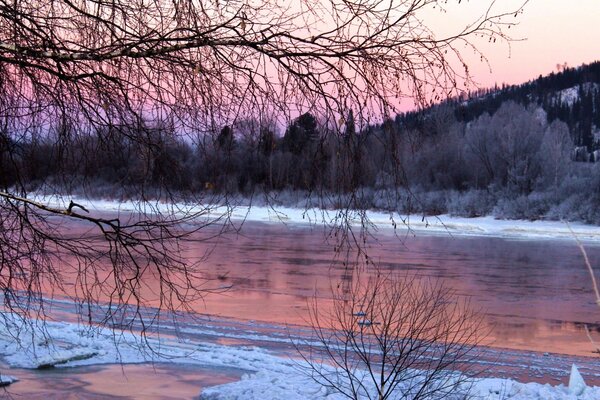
left=283, top=112, right=318, bottom=155
left=217, top=125, right=235, bottom=152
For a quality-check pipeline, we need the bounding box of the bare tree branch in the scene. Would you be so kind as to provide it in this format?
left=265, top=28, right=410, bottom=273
left=0, top=0, right=527, bottom=341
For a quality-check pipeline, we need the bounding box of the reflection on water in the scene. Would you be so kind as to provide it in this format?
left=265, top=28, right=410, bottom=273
left=2, top=363, right=245, bottom=399
left=35, top=217, right=600, bottom=357
left=6, top=217, right=600, bottom=398
left=182, top=222, right=600, bottom=357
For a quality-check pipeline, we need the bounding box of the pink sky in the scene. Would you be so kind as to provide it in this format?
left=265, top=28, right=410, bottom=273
left=434, top=0, right=600, bottom=88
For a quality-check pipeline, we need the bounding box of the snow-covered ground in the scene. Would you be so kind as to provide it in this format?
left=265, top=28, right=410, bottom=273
left=35, top=194, right=600, bottom=243
left=0, top=311, right=598, bottom=399
left=558, top=83, right=600, bottom=106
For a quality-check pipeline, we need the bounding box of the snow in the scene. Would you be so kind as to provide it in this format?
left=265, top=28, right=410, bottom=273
left=33, top=194, right=600, bottom=243
left=472, top=378, right=596, bottom=400
left=558, top=87, right=580, bottom=106
left=0, top=311, right=599, bottom=399
left=201, top=374, right=600, bottom=400
left=558, top=83, right=599, bottom=106
left=0, top=312, right=273, bottom=371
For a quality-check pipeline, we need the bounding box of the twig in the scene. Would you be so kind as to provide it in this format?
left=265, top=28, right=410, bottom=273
left=565, top=220, right=600, bottom=356
left=565, top=221, right=600, bottom=307
left=584, top=325, right=600, bottom=354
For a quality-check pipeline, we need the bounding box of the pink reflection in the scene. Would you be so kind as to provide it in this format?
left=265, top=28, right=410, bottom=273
left=32, top=219, right=600, bottom=358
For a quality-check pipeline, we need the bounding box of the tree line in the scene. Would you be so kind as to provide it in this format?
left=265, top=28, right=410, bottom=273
left=5, top=97, right=600, bottom=223
left=440, top=61, right=600, bottom=152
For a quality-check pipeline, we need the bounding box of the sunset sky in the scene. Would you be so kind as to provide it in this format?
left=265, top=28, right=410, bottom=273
left=439, top=0, right=600, bottom=88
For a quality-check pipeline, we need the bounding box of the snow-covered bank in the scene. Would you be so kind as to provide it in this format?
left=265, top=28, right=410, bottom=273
left=0, top=312, right=598, bottom=400
left=200, top=371, right=600, bottom=400
left=0, top=312, right=268, bottom=371
left=36, top=194, right=600, bottom=243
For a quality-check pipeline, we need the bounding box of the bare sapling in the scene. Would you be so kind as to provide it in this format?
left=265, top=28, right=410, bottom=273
left=297, top=269, right=485, bottom=399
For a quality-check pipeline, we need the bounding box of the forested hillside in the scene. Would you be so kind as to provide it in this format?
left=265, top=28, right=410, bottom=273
left=397, top=61, right=600, bottom=151
left=459, top=61, right=600, bottom=153
left=3, top=62, right=600, bottom=223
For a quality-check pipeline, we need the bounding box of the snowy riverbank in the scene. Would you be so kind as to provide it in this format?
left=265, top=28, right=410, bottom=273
left=6, top=194, right=599, bottom=398
left=35, top=194, right=600, bottom=243
left=0, top=311, right=599, bottom=400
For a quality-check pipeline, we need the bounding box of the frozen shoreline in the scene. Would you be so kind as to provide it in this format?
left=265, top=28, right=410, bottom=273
left=36, top=194, right=600, bottom=243
left=0, top=310, right=598, bottom=400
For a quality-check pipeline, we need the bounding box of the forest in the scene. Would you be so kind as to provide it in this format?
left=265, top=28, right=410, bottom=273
left=3, top=62, right=600, bottom=223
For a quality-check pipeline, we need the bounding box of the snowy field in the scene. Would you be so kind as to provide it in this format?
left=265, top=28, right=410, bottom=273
left=0, top=310, right=598, bottom=400
left=34, top=194, right=600, bottom=243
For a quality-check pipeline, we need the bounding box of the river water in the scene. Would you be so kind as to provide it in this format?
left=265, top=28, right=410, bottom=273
left=186, top=221, right=600, bottom=357
left=4, top=218, right=600, bottom=398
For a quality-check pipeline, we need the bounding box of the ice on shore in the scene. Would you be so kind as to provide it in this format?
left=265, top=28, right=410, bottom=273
left=34, top=194, right=600, bottom=243
left=33, top=349, right=100, bottom=369
left=0, top=311, right=598, bottom=400
left=199, top=369, right=600, bottom=400
left=0, top=374, right=18, bottom=387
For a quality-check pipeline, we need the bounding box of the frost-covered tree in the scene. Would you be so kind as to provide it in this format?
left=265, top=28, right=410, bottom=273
left=537, top=120, right=573, bottom=189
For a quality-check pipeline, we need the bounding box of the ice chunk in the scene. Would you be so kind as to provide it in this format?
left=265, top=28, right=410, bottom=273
left=34, top=349, right=99, bottom=369
left=568, top=363, right=586, bottom=396
left=0, top=374, right=18, bottom=387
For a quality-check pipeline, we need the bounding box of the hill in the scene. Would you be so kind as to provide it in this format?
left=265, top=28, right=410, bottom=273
left=395, top=61, right=600, bottom=158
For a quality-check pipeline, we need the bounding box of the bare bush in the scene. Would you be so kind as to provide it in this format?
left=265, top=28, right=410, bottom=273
left=298, top=270, right=484, bottom=399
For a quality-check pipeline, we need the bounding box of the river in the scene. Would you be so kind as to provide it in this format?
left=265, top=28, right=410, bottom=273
left=184, top=221, right=600, bottom=357
left=3, top=218, right=600, bottom=398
